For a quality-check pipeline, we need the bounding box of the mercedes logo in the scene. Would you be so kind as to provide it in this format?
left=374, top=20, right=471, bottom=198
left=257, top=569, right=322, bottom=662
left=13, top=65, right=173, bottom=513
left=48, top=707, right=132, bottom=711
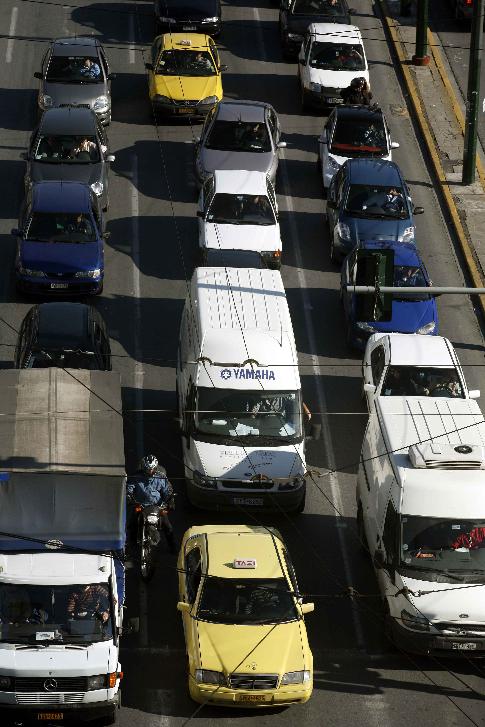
left=43, top=678, right=58, bottom=691
left=454, top=445, right=472, bottom=454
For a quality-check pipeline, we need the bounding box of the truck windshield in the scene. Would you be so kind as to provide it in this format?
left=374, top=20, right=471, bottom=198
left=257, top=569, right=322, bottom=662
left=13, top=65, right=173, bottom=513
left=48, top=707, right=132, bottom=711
left=0, top=582, right=113, bottom=643
left=197, top=577, right=298, bottom=624
left=195, top=388, right=303, bottom=442
left=401, top=516, right=485, bottom=576
left=381, top=366, right=464, bottom=398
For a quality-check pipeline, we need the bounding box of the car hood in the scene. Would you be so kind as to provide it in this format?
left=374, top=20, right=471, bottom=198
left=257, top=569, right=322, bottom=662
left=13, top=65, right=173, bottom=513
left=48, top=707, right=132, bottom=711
left=195, top=619, right=310, bottom=674
left=399, top=575, right=485, bottom=625
left=192, top=439, right=305, bottom=479
left=309, top=68, right=368, bottom=89
left=43, top=82, right=106, bottom=108
left=199, top=148, right=274, bottom=176
left=344, top=215, right=412, bottom=242
left=29, top=162, right=103, bottom=187
left=371, top=298, right=437, bottom=334
left=20, top=240, right=102, bottom=273
left=0, top=641, right=116, bottom=676
left=202, top=222, right=281, bottom=252
left=154, top=74, right=218, bottom=101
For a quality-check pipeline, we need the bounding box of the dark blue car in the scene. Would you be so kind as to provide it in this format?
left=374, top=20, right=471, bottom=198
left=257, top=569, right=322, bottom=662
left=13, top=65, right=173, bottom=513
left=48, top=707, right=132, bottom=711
left=327, top=158, right=424, bottom=262
left=340, top=240, right=438, bottom=349
left=14, top=181, right=105, bottom=295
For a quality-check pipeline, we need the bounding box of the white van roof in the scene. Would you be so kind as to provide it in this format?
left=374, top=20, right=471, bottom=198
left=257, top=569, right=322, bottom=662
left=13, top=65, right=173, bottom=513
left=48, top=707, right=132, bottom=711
left=213, top=170, right=269, bottom=196
left=193, top=267, right=300, bottom=390
left=307, top=23, right=361, bottom=42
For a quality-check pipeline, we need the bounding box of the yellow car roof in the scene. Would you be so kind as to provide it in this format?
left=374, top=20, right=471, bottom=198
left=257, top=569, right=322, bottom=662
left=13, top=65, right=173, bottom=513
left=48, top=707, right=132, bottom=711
left=158, top=33, right=212, bottom=51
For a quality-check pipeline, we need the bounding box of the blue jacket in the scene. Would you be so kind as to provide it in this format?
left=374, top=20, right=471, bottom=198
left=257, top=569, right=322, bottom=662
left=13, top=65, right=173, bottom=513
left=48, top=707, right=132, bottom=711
left=127, top=475, right=172, bottom=506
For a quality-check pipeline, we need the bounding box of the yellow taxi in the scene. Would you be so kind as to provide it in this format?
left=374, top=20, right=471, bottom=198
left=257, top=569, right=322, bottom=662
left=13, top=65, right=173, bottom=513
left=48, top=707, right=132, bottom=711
left=146, top=33, right=225, bottom=118
left=176, top=524, right=314, bottom=707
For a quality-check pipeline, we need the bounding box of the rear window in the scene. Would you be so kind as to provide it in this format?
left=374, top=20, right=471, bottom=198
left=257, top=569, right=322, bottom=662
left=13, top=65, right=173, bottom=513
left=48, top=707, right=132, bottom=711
left=292, top=0, right=345, bottom=15
left=331, top=118, right=387, bottom=156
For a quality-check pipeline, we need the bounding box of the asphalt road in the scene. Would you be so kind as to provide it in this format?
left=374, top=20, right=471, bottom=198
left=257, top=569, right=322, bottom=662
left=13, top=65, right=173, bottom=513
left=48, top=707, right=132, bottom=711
left=1, top=1, right=485, bottom=726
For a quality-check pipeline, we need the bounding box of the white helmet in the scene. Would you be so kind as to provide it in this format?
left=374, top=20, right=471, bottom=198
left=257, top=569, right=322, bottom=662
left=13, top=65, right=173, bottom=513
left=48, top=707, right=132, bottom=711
left=140, top=454, right=158, bottom=475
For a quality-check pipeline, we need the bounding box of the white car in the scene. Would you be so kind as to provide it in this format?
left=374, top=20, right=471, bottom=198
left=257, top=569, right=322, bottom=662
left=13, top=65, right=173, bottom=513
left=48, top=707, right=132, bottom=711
left=318, top=105, right=399, bottom=189
left=362, top=333, right=480, bottom=412
left=197, top=169, right=283, bottom=268
left=298, top=23, right=369, bottom=111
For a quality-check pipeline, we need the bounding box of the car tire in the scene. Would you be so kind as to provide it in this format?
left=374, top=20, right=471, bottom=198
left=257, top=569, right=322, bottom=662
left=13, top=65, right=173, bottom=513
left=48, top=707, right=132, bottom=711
left=291, top=489, right=306, bottom=515
left=301, top=87, right=308, bottom=112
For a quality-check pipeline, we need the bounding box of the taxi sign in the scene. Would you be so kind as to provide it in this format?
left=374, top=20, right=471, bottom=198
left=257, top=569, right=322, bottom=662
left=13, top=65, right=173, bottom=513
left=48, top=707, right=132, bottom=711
left=177, top=39, right=192, bottom=45
left=233, top=558, right=257, bottom=569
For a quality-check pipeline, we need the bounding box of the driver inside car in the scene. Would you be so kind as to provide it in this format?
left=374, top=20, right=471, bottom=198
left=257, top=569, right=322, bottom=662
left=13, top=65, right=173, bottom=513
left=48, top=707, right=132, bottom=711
left=66, top=583, right=110, bottom=622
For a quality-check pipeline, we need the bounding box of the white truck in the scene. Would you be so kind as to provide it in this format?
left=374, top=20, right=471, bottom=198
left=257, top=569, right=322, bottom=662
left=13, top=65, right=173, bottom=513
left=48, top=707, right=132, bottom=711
left=0, top=369, right=126, bottom=725
left=177, top=266, right=307, bottom=513
left=357, top=393, right=485, bottom=655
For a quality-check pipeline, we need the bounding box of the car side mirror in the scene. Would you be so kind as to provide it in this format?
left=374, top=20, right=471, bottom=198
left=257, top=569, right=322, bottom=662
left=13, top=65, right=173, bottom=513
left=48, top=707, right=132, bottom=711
left=363, top=383, right=376, bottom=394
left=106, top=154, right=115, bottom=162
left=34, top=71, right=43, bottom=80
left=220, top=64, right=228, bottom=71
left=413, top=206, right=424, bottom=215
left=300, top=602, right=315, bottom=615
left=177, top=601, right=191, bottom=613
left=107, top=73, right=117, bottom=80
left=196, top=210, right=205, bottom=218
left=277, top=141, right=287, bottom=149
left=373, top=549, right=385, bottom=569
left=11, top=228, right=21, bottom=237
left=390, top=141, right=400, bottom=149
left=145, top=62, right=154, bottom=71
left=469, top=389, right=481, bottom=399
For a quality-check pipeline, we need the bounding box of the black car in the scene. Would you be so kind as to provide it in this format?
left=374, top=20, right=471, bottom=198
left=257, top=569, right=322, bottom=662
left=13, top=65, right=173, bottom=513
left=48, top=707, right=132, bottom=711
left=279, top=0, right=353, bottom=58
left=23, top=107, right=114, bottom=211
left=154, top=0, right=222, bottom=37
left=15, top=302, right=111, bottom=370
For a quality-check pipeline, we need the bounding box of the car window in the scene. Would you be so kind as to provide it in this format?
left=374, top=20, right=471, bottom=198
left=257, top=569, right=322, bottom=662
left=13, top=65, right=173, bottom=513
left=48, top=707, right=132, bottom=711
left=156, top=50, right=216, bottom=76
left=99, top=49, right=109, bottom=76
left=185, top=547, right=202, bottom=604
left=267, top=109, right=277, bottom=140
left=345, top=183, right=407, bottom=218
left=392, top=265, right=428, bottom=300
left=207, top=193, right=276, bottom=225
left=283, top=549, right=299, bottom=596
left=370, top=345, right=385, bottom=385
left=151, top=38, right=162, bottom=64
left=34, top=135, right=100, bottom=163
left=330, top=118, right=388, bottom=157
left=381, top=366, right=464, bottom=398
left=292, top=0, right=345, bottom=15
left=26, top=212, right=97, bottom=244
left=309, top=42, right=364, bottom=71
left=46, top=55, right=103, bottom=83
left=205, top=119, right=271, bottom=153
left=197, top=577, right=297, bottom=624
left=303, top=34, right=312, bottom=60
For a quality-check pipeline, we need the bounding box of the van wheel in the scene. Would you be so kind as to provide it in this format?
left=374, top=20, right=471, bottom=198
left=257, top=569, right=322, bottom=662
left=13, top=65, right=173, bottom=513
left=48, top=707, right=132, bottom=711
left=292, top=490, right=306, bottom=515
left=356, top=503, right=369, bottom=553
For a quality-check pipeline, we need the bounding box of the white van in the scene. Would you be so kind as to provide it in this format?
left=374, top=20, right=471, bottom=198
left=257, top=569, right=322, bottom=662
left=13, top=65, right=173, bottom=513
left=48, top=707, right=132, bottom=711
left=177, top=267, right=306, bottom=512
left=357, top=394, right=485, bottom=655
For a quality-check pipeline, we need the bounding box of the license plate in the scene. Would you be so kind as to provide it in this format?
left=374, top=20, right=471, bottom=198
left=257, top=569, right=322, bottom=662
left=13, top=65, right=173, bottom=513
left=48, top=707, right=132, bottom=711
left=178, top=107, right=194, bottom=114
left=236, top=693, right=270, bottom=702
left=182, top=25, right=196, bottom=30
left=37, top=714, right=63, bottom=721
left=326, top=97, right=342, bottom=104
left=452, top=642, right=478, bottom=650
left=50, top=283, right=69, bottom=289
left=233, top=497, right=264, bottom=506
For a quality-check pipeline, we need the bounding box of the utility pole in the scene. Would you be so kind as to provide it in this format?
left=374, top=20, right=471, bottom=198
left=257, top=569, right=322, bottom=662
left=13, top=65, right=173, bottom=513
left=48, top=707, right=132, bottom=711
left=463, top=0, right=485, bottom=184
left=412, top=0, right=430, bottom=65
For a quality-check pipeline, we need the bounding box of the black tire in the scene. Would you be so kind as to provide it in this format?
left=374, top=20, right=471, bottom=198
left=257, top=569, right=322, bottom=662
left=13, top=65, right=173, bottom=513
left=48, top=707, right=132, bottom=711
left=383, top=602, right=396, bottom=651
left=98, top=708, right=117, bottom=726
left=140, top=524, right=155, bottom=582
left=301, top=86, right=308, bottom=112
left=329, top=236, right=338, bottom=265
left=96, top=282, right=104, bottom=296
left=291, top=489, right=306, bottom=515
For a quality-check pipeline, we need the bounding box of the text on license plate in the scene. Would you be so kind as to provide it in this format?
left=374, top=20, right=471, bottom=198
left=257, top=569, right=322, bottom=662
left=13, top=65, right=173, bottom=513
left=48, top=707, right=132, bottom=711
left=452, top=642, right=477, bottom=650
left=183, top=25, right=196, bottom=30
left=37, top=713, right=63, bottom=720
left=178, top=107, right=194, bottom=114
left=236, top=693, right=270, bottom=702
left=326, top=98, right=342, bottom=104
left=50, top=283, right=69, bottom=289
left=233, top=497, right=264, bottom=506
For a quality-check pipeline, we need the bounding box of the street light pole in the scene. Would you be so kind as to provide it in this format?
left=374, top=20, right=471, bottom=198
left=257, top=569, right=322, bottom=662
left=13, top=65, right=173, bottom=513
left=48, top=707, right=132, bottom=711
left=463, top=0, right=485, bottom=184
left=412, top=0, right=430, bottom=66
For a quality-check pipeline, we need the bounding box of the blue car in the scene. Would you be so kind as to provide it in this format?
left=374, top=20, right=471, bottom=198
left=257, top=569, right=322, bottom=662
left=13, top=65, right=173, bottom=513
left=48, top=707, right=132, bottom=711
left=340, top=240, right=438, bottom=349
left=326, top=158, right=424, bottom=262
left=14, top=181, right=106, bottom=295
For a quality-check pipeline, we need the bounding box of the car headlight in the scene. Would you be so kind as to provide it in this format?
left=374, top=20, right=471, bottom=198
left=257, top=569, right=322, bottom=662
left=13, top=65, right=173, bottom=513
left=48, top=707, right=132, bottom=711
left=154, top=95, right=173, bottom=104
left=193, top=470, right=217, bottom=489
left=87, top=674, right=106, bottom=690
left=356, top=321, right=377, bottom=333
left=310, top=82, right=322, bottom=93
left=278, top=475, right=305, bottom=491
left=335, top=222, right=351, bottom=241
left=199, top=95, right=218, bottom=105
left=401, top=609, right=430, bottom=632
left=39, top=93, right=53, bottom=109
left=75, top=268, right=101, bottom=279
left=90, top=181, right=104, bottom=196
left=281, top=670, right=311, bottom=685
left=287, top=33, right=303, bottom=41
left=399, top=226, right=415, bottom=243
left=195, top=669, right=226, bottom=685
left=327, top=156, right=340, bottom=172
left=18, top=266, right=46, bottom=277
left=201, top=16, right=219, bottom=22
left=417, top=321, right=436, bottom=335
left=158, top=16, right=176, bottom=22
left=93, top=95, right=109, bottom=112
left=0, top=676, right=12, bottom=689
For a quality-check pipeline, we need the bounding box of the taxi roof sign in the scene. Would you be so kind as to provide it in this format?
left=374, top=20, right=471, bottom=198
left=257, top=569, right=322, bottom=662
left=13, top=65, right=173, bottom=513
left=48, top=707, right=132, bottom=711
left=177, top=39, right=192, bottom=45
left=233, top=558, right=257, bottom=569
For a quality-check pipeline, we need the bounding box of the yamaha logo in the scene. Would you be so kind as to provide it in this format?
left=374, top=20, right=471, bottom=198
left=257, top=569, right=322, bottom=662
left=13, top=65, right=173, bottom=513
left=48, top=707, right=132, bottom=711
left=43, top=678, right=58, bottom=691
left=220, top=368, right=231, bottom=380
left=454, top=445, right=472, bottom=454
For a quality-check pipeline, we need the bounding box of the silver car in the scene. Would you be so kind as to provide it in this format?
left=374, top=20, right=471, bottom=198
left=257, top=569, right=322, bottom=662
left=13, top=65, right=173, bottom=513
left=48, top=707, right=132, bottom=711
left=194, top=100, right=286, bottom=186
left=34, top=37, right=115, bottom=125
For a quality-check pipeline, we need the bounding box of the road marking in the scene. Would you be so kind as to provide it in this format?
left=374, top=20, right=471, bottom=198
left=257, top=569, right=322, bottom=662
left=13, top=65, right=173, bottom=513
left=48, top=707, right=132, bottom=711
left=129, top=12, right=136, bottom=65
left=6, top=7, right=18, bottom=64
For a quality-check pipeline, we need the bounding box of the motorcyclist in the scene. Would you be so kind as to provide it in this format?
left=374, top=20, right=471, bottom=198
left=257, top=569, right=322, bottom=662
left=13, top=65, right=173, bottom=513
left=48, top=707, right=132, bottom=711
left=127, top=455, right=176, bottom=554
left=341, top=77, right=372, bottom=106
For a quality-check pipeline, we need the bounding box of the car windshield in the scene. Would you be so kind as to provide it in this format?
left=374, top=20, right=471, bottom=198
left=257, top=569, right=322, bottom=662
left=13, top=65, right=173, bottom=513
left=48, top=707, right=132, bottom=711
left=392, top=265, right=429, bottom=300
left=330, top=118, right=387, bottom=156
left=207, top=193, right=275, bottom=225
left=381, top=366, right=464, bottom=398
left=26, top=212, right=97, bottom=244
left=292, top=0, right=345, bottom=15
left=401, top=516, right=485, bottom=576
left=310, top=42, right=364, bottom=71
left=197, top=577, right=298, bottom=624
left=28, top=351, right=98, bottom=369
left=205, top=120, right=271, bottom=153
left=0, top=582, right=112, bottom=644
left=34, top=135, right=100, bottom=163
left=195, top=388, right=303, bottom=443
left=46, top=55, right=103, bottom=83
left=345, top=183, right=408, bottom=218
left=156, top=49, right=216, bottom=76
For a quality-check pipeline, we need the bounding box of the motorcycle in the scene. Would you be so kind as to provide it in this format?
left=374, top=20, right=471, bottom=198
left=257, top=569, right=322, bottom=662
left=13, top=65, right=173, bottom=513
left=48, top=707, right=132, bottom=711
left=133, top=501, right=170, bottom=582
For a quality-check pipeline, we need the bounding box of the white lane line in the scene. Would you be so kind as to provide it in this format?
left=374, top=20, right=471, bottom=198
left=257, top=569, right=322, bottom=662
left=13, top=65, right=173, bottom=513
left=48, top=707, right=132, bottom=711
left=252, top=4, right=366, bottom=650
left=129, top=12, right=136, bottom=65
left=131, top=153, right=148, bottom=649
left=6, top=7, right=18, bottom=64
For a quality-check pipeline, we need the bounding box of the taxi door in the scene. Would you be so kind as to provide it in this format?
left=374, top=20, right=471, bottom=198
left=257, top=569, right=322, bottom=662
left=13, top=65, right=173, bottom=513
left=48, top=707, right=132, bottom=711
left=179, top=537, right=204, bottom=675
left=148, top=37, right=163, bottom=100
left=298, top=33, right=312, bottom=101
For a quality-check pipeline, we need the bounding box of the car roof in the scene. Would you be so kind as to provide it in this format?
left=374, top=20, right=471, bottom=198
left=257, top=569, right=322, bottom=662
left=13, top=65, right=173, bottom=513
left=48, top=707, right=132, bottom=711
left=308, top=22, right=361, bottom=41
left=216, top=100, right=269, bottom=123
left=213, top=169, right=268, bottom=195
left=35, top=303, right=92, bottom=350
left=359, top=240, right=421, bottom=266
left=52, top=37, right=100, bottom=56
left=160, top=33, right=213, bottom=51
left=384, top=334, right=457, bottom=368
left=32, top=181, right=92, bottom=213
left=39, top=107, right=97, bottom=136
left=345, top=158, right=402, bottom=185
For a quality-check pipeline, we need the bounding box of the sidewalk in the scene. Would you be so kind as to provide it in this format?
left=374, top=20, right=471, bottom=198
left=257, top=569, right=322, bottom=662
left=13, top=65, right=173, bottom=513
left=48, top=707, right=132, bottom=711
left=379, top=0, right=485, bottom=314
